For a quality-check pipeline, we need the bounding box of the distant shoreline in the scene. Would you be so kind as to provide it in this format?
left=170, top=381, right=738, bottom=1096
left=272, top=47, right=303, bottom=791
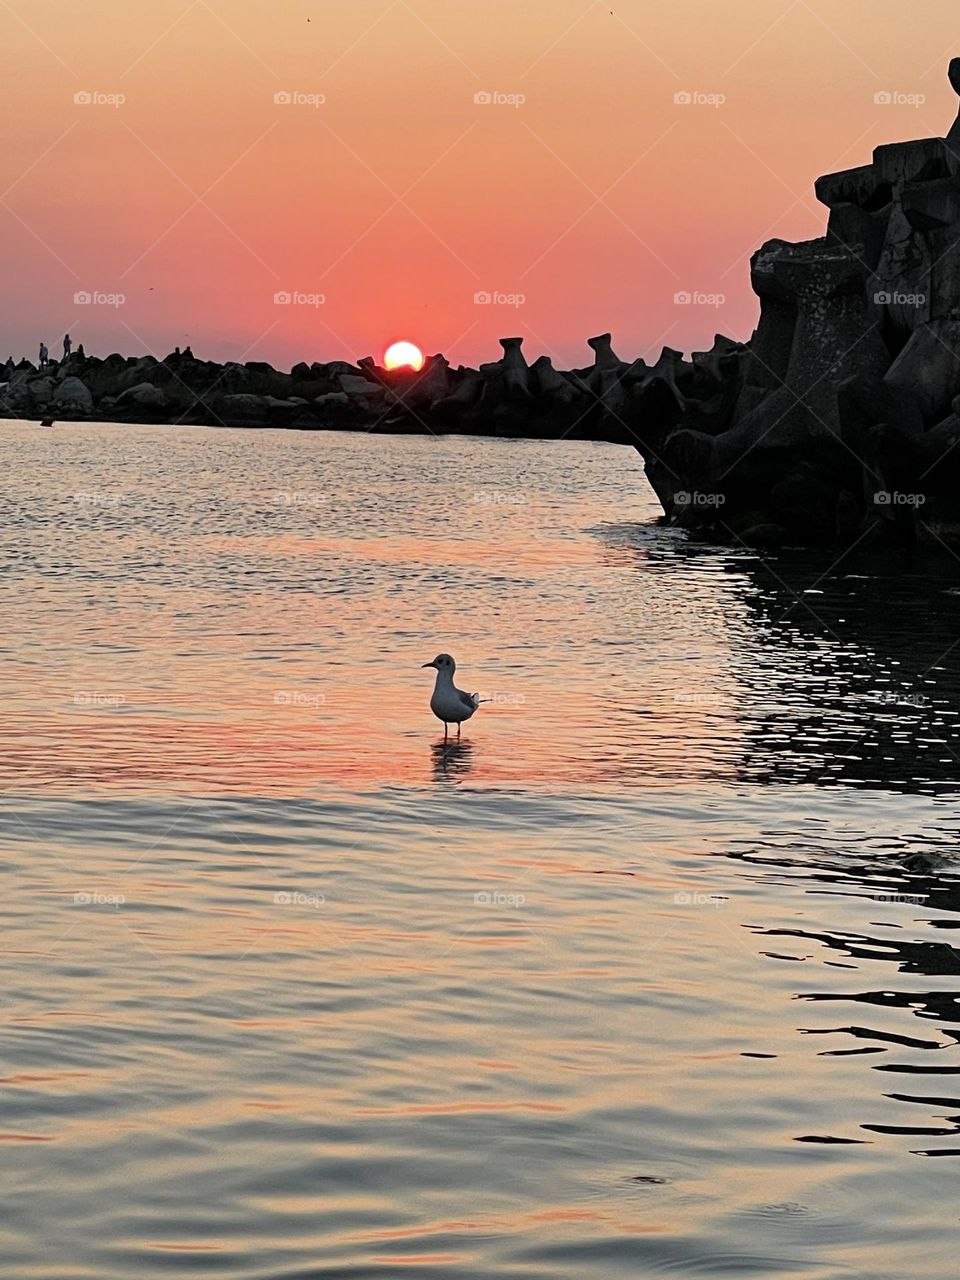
left=0, top=340, right=635, bottom=444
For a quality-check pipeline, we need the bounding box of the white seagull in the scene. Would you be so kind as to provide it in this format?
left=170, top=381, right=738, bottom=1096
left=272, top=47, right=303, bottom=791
left=421, top=653, right=480, bottom=738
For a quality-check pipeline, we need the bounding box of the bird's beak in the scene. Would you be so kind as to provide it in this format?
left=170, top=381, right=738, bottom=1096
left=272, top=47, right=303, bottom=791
left=421, top=661, right=436, bottom=669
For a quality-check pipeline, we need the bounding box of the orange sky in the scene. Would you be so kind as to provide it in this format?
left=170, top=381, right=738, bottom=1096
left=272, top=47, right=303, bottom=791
left=3, top=0, right=959, bottom=369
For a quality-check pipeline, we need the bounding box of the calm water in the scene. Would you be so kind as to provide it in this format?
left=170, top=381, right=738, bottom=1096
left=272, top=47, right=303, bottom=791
left=2, top=422, right=960, bottom=1279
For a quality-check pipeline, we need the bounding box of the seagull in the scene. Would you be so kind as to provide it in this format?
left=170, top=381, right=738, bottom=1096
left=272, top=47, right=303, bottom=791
left=421, top=653, right=480, bottom=738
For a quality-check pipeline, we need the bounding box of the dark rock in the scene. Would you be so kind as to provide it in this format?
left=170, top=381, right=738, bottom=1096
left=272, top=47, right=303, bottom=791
left=339, top=374, right=387, bottom=408
left=617, top=59, right=960, bottom=546
left=218, top=393, right=269, bottom=424
left=118, top=383, right=167, bottom=413
left=496, top=337, right=533, bottom=401
left=54, top=376, right=93, bottom=414
left=531, top=355, right=580, bottom=405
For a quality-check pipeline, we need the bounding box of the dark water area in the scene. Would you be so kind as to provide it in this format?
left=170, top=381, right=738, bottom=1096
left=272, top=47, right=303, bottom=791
left=1, top=421, right=959, bottom=1278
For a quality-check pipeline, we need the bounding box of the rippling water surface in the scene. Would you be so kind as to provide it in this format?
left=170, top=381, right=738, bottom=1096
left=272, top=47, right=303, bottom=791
left=3, top=421, right=960, bottom=1279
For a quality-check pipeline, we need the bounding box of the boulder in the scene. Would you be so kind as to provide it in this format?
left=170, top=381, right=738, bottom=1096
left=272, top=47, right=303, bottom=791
left=436, top=369, right=483, bottom=412
left=262, top=397, right=303, bottom=426
left=531, top=355, right=580, bottom=404
left=2, top=370, right=34, bottom=412
left=219, top=393, right=269, bottom=423
left=408, top=354, right=451, bottom=406
left=117, top=382, right=167, bottom=411
left=54, top=376, right=93, bottom=411
left=340, top=374, right=387, bottom=405
left=29, top=376, right=55, bottom=405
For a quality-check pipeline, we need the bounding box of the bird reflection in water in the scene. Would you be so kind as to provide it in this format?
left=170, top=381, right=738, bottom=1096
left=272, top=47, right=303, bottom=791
left=431, top=737, right=475, bottom=781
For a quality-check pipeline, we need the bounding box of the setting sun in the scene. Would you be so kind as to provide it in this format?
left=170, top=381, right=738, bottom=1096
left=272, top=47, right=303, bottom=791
left=384, top=341, right=424, bottom=372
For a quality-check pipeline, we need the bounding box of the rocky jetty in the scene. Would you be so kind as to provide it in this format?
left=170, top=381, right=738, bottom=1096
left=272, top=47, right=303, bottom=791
left=0, top=335, right=649, bottom=443
left=635, top=59, right=960, bottom=548
left=8, top=62, right=960, bottom=547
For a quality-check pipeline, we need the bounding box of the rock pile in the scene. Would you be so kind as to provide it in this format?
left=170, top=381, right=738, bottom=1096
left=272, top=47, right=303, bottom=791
left=629, top=59, right=960, bottom=547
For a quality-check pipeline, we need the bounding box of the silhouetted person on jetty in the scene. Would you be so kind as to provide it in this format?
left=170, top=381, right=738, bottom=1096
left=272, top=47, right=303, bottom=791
left=62, top=334, right=72, bottom=359
left=38, top=342, right=48, bottom=368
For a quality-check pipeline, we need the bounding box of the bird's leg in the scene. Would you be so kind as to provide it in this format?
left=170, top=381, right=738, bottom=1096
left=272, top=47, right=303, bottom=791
left=457, top=722, right=461, bottom=739
left=444, top=722, right=449, bottom=741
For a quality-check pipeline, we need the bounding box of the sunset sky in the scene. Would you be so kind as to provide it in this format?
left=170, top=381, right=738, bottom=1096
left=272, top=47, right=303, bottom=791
left=4, top=0, right=959, bottom=370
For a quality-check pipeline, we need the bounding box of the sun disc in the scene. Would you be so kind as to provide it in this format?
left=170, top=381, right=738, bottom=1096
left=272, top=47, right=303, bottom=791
left=384, top=340, right=424, bottom=371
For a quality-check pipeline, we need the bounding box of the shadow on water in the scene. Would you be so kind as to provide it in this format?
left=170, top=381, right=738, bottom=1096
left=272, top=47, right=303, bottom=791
left=730, top=544, right=960, bottom=794
left=606, top=525, right=960, bottom=795
left=430, top=737, right=475, bottom=782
